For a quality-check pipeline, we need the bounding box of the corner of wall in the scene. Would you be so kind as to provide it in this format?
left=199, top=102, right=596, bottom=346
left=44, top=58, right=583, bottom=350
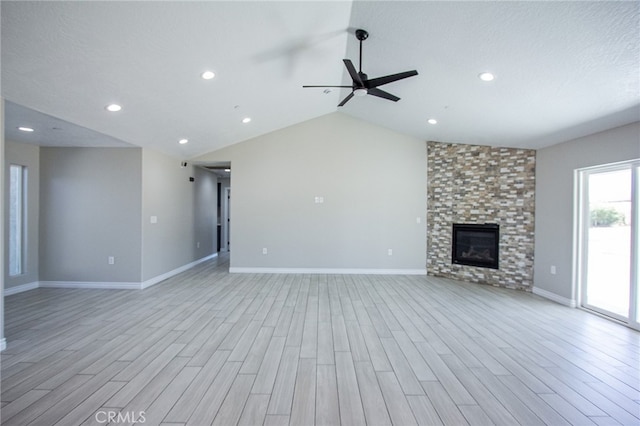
left=532, top=286, right=577, bottom=307
left=533, top=121, right=640, bottom=302
left=141, top=148, right=218, bottom=281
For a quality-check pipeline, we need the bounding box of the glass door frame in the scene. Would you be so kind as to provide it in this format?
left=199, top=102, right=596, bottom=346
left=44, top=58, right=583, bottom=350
left=575, top=159, right=639, bottom=330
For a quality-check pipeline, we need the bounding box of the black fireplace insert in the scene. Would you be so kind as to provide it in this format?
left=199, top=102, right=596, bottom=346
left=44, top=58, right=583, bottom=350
left=452, top=223, right=499, bottom=269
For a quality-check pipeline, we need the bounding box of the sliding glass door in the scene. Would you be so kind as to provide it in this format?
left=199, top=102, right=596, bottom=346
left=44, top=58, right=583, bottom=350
left=578, top=160, right=639, bottom=329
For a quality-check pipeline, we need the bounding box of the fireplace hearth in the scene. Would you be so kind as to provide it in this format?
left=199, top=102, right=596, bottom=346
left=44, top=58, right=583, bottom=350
left=452, top=223, right=499, bottom=269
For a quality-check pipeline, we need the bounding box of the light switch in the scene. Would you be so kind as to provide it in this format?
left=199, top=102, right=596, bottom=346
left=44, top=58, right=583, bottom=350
left=150, top=216, right=158, bottom=224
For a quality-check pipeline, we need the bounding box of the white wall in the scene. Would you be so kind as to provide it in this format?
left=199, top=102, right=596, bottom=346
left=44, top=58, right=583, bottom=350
left=194, top=112, right=427, bottom=273
left=4, top=141, right=39, bottom=290
left=39, top=147, right=143, bottom=282
left=141, top=149, right=217, bottom=281
left=534, top=122, right=640, bottom=304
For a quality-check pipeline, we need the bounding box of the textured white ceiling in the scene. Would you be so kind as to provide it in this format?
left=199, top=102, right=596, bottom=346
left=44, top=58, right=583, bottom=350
left=4, top=101, right=135, bottom=148
left=2, top=1, right=639, bottom=157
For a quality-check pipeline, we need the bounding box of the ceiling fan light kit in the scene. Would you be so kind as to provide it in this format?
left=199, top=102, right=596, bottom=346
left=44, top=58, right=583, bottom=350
left=303, top=29, right=418, bottom=107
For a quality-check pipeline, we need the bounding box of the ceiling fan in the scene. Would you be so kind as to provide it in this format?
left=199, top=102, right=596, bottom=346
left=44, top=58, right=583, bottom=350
left=303, top=29, right=418, bottom=107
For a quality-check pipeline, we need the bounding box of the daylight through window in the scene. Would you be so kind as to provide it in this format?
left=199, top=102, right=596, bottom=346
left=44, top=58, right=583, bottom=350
left=9, top=164, right=27, bottom=276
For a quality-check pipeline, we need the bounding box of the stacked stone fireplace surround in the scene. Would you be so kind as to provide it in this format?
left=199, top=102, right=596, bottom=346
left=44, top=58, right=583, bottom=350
left=427, top=141, right=536, bottom=290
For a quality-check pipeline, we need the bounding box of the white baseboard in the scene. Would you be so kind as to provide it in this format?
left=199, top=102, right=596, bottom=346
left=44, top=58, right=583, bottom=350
left=141, top=253, right=217, bottom=289
left=4, top=281, right=40, bottom=296
left=38, top=253, right=219, bottom=291
left=0, top=338, right=6, bottom=352
left=532, top=287, right=577, bottom=308
left=229, top=267, right=427, bottom=275
left=40, top=281, right=141, bottom=290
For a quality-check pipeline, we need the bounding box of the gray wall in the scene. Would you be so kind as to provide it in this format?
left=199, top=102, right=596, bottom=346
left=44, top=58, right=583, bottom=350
left=4, top=141, right=40, bottom=289
left=2, top=145, right=217, bottom=287
left=39, top=147, right=143, bottom=282
left=193, top=166, right=218, bottom=258
left=534, top=121, right=640, bottom=302
left=3, top=145, right=217, bottom=287
left=142, top=149, right=217, bottom=281
left=194, top=112, right=427, bottom=272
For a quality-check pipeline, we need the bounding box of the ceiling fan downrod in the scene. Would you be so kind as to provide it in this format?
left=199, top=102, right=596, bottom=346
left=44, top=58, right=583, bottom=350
left=355, top=29, right=368, bottom=73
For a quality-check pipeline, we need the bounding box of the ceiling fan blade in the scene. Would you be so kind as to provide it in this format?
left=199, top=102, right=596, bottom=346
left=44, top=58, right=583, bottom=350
left=337, top=92, right=354, bottom=107
left=302, top=85, right=353, bottom=88
left=343, top=59, right=364, bottom=86
left=367, top=70, right=418, bottom=88
left=367, top=88, right=400, bottom=102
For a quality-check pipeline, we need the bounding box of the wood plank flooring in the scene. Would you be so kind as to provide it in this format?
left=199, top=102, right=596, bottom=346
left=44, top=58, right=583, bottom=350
left=1, top=255, right=639, bottom=425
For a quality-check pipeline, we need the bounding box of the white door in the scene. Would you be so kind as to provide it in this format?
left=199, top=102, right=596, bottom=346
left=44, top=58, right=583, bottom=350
left=578, top=160, right=639, bottom=329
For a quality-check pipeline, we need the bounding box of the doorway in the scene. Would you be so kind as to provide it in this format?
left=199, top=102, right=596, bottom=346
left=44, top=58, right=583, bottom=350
left=223, top=187, right=231, bottom=252
left=577, top=160, right=639, bottom=329
left=207, top=163, right=231, bottom=254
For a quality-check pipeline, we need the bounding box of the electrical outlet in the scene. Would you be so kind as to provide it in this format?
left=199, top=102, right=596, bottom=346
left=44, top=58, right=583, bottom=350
left=388, top=249, right=393, bottom=256
left=262, top=248, right=268, bottom=255
left=108, top=256, right=115, bottom=265
left=550, top=265, right=556, bottom=275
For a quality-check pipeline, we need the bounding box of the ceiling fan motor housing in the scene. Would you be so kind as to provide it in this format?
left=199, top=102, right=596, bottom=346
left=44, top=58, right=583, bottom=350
left=357, top=72, right=368, bottom=87
left=355, top=29, right=369, bottom=41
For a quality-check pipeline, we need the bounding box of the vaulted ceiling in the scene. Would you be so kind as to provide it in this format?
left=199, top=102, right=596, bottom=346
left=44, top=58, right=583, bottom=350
left=2, top=1, right=639, bottom=158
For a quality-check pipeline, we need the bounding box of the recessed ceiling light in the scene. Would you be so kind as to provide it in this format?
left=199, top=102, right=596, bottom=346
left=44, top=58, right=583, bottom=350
left=242, top=117, right=251, bottom=124
left=224, top=169, right=231, bottom=172
left=18, top=126, right=34, bottom=132
left=105, top=104, right=122, bottom=112
left=178, top=138, right=189, bottom=145
left=427, top=118, right=438, bottom=125
left=478, top=72, right=495, bottom=82
left=201, top=71, right=215, bottom=80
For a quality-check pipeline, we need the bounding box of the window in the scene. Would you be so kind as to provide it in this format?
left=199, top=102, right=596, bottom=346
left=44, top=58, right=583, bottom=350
left=9, top=164, right=27, bottom=276
left=577, top=159, right=639, bottom=330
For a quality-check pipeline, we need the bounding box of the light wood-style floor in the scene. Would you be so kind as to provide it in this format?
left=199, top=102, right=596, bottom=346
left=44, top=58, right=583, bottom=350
left=1, top=255, right=639, bottom=426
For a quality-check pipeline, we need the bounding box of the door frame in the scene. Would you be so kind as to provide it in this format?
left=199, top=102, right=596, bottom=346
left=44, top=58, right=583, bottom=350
left=575, top=159, right=640, bottom=330
left=222, top=187, right=231, bottom=252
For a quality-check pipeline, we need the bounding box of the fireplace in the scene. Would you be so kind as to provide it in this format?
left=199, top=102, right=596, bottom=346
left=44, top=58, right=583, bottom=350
left=452, top=223, right=499, bottom=269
